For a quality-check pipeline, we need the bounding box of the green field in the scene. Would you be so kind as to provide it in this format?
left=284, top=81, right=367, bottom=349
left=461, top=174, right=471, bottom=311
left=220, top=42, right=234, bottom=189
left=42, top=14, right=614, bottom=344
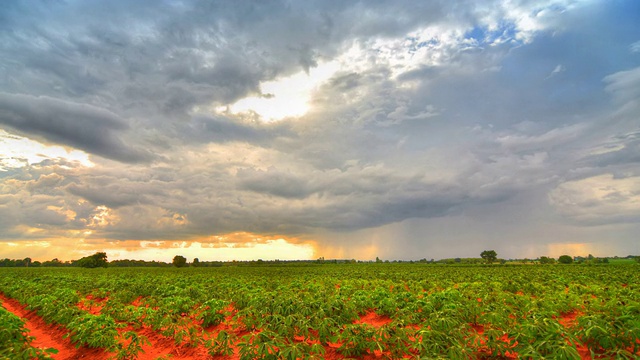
left=1, top=264, right=639, bottom=359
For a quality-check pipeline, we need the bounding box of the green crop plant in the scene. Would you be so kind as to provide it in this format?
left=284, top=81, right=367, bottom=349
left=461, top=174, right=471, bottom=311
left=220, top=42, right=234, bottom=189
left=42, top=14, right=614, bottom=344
left=205, top=330, right=236, bottom=356
left=197, top=299, right=227, bottom=327
left=112, top=331, right=151, bottom=360
left=0, top=263, right=638, bottom=359
left=65, top=313, right=121, bottom=350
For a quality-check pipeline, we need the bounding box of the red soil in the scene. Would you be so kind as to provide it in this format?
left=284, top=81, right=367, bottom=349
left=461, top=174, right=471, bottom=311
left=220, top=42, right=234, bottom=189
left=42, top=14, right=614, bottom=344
left=557, top=309, right=582, bottom=329
left=315, top=311, right=404, bottom=359
left=125, top=296, right=222, bottom=359
left=322, top=341, right=412, bottom=360
left=556, top=310, right=601, bottom=360
left=467, top=323, right=518, bottom=359
left=290, top=311, right=399, bottom=359
left=0, top=293, right=113, bottom=360
left=119, top=323, right=212, bottom=360
left=76, top=294, right=107, bottom=315
left=131, top=295, right=145, bottom=307
left=0, top=293, right=223, bottom=360
left=354, top=310, right=392, bottom=327
left=556, top=311, right=640, bottom=360
left=200, top=304, right=243, bottom=359
left=470, top=323, right=485, bottom=334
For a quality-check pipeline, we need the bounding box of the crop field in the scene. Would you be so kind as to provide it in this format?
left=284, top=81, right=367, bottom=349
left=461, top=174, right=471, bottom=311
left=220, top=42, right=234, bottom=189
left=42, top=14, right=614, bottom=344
left=0, top=264, right=638, bottom=359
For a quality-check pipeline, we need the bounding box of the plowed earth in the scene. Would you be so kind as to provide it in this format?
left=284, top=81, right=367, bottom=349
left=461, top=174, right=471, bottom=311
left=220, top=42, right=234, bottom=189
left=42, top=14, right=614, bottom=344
left=0, top=293, right=112, bottom=360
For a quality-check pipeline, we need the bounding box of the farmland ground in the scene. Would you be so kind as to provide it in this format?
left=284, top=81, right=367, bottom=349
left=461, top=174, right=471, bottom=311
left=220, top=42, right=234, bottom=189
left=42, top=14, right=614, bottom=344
left=1, top=263, right=638, bottom=359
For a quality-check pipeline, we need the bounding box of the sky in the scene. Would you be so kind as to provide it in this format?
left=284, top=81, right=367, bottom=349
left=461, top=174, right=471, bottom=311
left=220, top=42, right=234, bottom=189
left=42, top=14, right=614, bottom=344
left=1, top=0, right=639, bottom=262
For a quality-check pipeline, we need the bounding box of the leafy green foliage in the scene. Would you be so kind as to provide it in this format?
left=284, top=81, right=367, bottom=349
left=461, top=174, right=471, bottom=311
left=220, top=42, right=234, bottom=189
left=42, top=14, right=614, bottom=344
left=480, top=250, right=498, bottom=264
left=559, top=255, right=574, bottom=264
left=198, top=299, right=227, bottom=327
left=539, top=256, right=556, bottom=264
left=172, top=255, right=187, bottom=268
left=76, top=252, right=108, bottom=268
left=113, top=331, right=151, bottom=360
left=205, top=330, right=235, bottom=356
left=0, top=263, right=638, bottom=358
left=65, top=313, right=122, bottom=349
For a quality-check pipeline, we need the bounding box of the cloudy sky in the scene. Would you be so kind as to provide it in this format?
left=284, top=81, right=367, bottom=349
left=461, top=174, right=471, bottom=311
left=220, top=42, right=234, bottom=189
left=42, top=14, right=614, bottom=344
left=1, top=0, right=639, bottom=262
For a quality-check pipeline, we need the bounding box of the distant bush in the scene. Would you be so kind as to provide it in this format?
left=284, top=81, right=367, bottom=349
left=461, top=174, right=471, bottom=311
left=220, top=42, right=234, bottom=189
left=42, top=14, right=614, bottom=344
left=76, top=252, right=108, bottom=268
left=558, top=255, right=573, bottom=264
left=173, top=255, right=187, bottom=268
left=539, top=256, right=556, bottom=264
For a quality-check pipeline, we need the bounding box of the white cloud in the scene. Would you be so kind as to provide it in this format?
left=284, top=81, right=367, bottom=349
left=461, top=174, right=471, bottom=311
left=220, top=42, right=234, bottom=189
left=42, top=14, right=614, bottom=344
left=549, top=174, right=640, bottom=225
left=217, top=61, right=341, bottom=122
left=604, top=66, right=640, bottom=104
left=496, top=123, right=587, bottom=152
left=0, top=129, right=93, bottom=171
left=545, top=64, right=565, bottom=79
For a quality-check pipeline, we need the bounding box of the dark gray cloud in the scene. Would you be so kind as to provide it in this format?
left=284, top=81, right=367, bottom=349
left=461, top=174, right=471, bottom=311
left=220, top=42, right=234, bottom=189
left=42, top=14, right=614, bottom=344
left=185, top=114, right=293, bottom=145
left=237, top=167, right=312, bottom=199
left=66, top=183, right=147, bottom=209
left=0, top=93, right=152, bottom=162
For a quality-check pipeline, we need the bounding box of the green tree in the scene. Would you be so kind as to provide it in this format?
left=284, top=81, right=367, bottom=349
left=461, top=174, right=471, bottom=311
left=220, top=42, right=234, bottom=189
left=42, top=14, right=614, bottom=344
left=539, top=256, right=555, bottom=264
left=192, top=258, right=200, bottom=267
left=558, top=255, right=573, bottom=264
left=77, top=252, right=108, bottom=268
left=173, top=255, right=187, bottom=268
left=480, top=250, right=498, bottom=264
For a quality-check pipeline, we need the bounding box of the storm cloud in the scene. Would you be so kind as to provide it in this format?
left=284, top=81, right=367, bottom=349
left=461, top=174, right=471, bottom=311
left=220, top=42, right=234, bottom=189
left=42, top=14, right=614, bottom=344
left=1, top=0, right=639, bottom=261
left=0, top=93, right=151, bottom=162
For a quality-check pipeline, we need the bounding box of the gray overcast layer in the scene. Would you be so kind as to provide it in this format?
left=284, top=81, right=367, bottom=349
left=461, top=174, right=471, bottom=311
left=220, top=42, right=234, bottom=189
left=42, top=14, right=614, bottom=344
left=1, top=0, right=639, bottom=259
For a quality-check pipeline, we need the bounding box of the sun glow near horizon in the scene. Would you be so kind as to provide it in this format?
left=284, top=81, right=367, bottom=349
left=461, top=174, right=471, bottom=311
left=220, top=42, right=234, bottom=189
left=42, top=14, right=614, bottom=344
left=114, top=238, right=316, bottom=263
left=0, top=232, right=317, bottom=263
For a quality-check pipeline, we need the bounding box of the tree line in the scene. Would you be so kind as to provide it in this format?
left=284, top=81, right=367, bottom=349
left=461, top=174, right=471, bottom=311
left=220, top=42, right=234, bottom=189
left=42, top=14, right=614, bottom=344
left=0, top=251, right=637, bottom=268
left=0, top=253, right=170, bottom=268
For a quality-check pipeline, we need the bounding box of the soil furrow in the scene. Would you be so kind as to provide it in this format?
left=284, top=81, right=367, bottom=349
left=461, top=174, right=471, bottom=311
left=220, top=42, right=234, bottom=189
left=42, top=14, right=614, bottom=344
left=0, top=293, right=111, bottom=360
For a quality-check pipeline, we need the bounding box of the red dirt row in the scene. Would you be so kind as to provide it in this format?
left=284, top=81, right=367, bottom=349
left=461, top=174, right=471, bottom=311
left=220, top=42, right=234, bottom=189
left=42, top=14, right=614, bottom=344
left=1, top=293, right=217, bottom=359
left=0, top=293, right=112, bottom=360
